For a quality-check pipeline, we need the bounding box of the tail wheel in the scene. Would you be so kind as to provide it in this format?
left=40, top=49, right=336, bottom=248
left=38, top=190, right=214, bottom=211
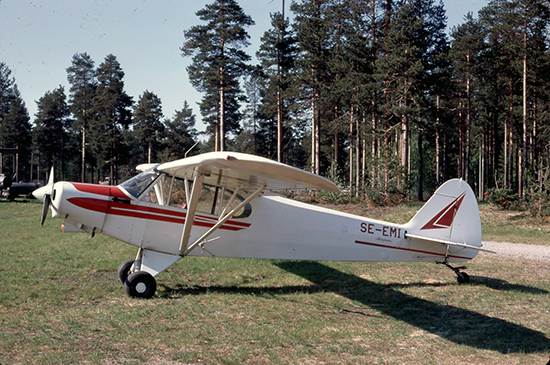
left=124, top=271, right=157, bottom=299
left=117, top=259, right=135, bottom=284
left=457, top=272, right=470, bottom=284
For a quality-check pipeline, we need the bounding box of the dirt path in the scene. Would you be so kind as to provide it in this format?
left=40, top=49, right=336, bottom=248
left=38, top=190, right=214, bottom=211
left=481, top=241, right=550, bottom=263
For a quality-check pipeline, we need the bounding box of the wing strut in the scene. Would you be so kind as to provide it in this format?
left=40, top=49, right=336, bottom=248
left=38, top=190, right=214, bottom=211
left=178, top=168, right=206, bottom=254
left=182, top=184, right=266, bottom=256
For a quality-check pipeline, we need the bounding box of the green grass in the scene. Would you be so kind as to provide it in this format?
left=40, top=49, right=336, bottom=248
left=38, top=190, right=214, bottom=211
left=0, top=199, right=549, bottom=364
left=479, top=203, right=550, bottom=245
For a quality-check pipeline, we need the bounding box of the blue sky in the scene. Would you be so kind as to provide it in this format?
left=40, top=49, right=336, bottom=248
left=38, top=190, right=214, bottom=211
left=0, top=0, right=486, bottom=131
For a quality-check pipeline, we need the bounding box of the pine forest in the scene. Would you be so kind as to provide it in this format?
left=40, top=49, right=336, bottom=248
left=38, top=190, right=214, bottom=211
left=2, top=0, right=550, bottom=214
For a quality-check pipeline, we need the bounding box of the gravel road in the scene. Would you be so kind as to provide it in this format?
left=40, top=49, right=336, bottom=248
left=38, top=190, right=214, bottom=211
left=481, top=241, right=550, bottom=263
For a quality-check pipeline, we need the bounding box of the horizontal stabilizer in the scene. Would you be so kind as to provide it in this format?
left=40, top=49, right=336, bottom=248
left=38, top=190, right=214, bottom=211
left=405, top=233, right=496, bottom=254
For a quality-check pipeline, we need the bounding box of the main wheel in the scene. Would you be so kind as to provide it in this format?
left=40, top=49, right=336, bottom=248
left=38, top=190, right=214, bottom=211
left=457, top=272, right=470, bottom=284
left=117, top=259, right=135, bottom=284
left=124, top=271, right=157, bottom=299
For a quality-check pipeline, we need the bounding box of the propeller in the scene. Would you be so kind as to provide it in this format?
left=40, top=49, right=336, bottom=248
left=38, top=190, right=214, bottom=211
left=40, top=193, right=52, bottom=226
left=32, top=167, right=55, bottom=226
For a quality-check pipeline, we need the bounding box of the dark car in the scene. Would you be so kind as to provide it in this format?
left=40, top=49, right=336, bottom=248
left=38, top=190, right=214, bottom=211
left=5, top=182, right=40, bottom=200
left=1, top=174, right=40, bottom=200
left=0, top=174, right=12, bottom=190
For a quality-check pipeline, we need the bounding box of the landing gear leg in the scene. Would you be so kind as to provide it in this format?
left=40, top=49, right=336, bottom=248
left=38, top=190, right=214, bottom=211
left=438, top=261, right=470, bottom=284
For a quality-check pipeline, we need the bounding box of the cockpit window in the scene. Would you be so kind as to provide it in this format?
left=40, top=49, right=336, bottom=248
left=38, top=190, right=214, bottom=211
left=196, top=184, right=251, bottom=219
left=120, top=169, right=252, bottom=219
left=120, top=168, right=161, bottom=199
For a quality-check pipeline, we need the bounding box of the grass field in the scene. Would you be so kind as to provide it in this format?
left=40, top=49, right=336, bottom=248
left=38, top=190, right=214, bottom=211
left=1, top=199, right=549, bottom=364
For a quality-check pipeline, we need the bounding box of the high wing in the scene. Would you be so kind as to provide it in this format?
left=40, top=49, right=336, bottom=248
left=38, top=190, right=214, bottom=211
left=139, top=151, right=341, bottom=193
left=136, top=152, right=340, bottom=259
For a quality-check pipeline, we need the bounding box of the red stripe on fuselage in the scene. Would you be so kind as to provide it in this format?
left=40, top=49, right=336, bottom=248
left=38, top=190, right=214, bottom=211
left=72, top=183, right=129, bottom=200
left=355, top=239, right=473, bottom=260
left=67, top=197, right=249, bottom=231
left=70, top=182, right=250, bottom=229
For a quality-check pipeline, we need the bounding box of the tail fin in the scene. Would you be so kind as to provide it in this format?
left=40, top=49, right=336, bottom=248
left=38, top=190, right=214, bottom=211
left=405, top=179, right=482, bottom=249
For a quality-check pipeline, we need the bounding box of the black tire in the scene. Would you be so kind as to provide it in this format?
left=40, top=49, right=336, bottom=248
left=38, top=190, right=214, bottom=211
left=457, top=272, right=470, bottom=284
left=117, top=259, right=135, bottom=284
left=124, top=271, right=157, bottom=299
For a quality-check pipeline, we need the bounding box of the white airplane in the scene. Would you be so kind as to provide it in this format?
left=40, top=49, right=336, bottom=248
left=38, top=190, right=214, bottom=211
left=33, top=152, right=493, bottom=298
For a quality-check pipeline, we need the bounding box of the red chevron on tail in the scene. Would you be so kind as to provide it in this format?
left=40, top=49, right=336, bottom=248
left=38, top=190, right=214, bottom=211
left=420, top=192, right=466, bottom=230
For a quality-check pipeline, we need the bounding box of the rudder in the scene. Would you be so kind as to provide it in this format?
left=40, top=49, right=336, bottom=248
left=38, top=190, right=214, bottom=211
left=405, top=179, right=482, bottom=249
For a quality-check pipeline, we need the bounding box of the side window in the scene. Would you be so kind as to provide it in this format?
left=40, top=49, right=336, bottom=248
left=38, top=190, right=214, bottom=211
left=133, top=173, right=251, bottom=219
left=195, top=185, right=250, bottom=218
left=196, top=184, right=219, bottom=215
left=141, top=174, right=170, bottom=205
left=167, top=178, right=187, bottom=209
left=220, top=188, right=251, bottom=219
left=146, top=175, right=187, bottom=207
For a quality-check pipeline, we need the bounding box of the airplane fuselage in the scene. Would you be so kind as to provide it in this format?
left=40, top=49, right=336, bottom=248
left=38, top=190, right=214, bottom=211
left=34, top=152, right=484, bottom=298
left=51, top=181, right=477, bottom=265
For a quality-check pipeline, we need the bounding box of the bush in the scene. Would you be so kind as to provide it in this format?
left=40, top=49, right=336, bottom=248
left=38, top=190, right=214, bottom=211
left=485, top=188, right=520, bottom=210
left=526, top=174, right=550, bottom=220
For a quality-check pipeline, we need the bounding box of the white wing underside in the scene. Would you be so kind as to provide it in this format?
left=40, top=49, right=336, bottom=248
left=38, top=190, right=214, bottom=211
left=138, top=151, right=341, bottom=193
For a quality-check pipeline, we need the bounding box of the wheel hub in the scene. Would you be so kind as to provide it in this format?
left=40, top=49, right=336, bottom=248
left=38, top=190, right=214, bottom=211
left=135, top=282, right=147, bottom=293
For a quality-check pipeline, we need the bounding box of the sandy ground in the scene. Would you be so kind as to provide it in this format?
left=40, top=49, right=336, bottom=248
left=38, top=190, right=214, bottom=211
left=481, top=241, right=550, bottom=263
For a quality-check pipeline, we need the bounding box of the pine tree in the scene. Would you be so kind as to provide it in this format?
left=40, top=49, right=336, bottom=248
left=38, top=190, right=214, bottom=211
left=374, top=0, right=449, bottom=199
left=256, top=11, right=298, bottom=162
left=450, top=13, right=485, bottom=192
left=33, top=86, right=70, bottom=179
left=325, top=0, right=379, bottom=191
left=162, top=101, right=198, bottom=160
left=0, top=62, right=17, bottom=175
left=66, top=52, right=97, bottom=182
left=475, top=0, right=550, bottom=199
left=240, top=70, right=263, bottom=155
left=133, top=91, right=164, bottom=164
left=1, top=86, right=32, bottom=180
left=181, top=0, right=254, bottom=151
left=89, top=54, right=133, bottom=184
left=0, top=62, right=15, bottom=125
left=292, top=0, right=335, bottom=175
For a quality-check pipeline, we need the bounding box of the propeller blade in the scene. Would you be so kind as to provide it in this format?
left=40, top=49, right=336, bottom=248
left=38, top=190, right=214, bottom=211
left=40, top=193, right=51, bottom=226
left=34, top=166, right=55, bottom=226
left=46, top=166, right=54, bottom=187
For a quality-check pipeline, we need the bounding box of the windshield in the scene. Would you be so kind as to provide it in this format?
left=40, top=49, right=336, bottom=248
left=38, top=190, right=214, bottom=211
left=120, top=168, right=161, bottom=199
left=119, top=169, right=252, bottom=219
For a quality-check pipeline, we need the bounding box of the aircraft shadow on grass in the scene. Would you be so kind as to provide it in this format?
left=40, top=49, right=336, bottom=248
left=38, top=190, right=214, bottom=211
left=159, top=261, right=549, bottom=354
left=276, top=261, right=550, bottom=354
left=391, top=276, right=548, bottom=295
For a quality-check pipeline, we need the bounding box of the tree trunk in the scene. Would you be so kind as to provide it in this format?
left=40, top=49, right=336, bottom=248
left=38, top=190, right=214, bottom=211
left=277, top=86, right=282, bottom=162
left=311, top=84, right=320, bottom=175
left=355, top=112, right=360, bottom=197
left=479, top=135, right=485, bottom=200
left=507, top=76, right=515, bottom=189
left=219, top=77, right=225, bottom=152
left=349, top=117, right=353, bottom=194
left=276, top=1, right=284, bottom=162
left=81, top=125, right=86, bottom=183
left=465, top=66, right=471, bottom=184
left=417, top=128, right=423, bottom=201
left=520, top=29, right=527, bottom=200
left=435, top=95, right=441, bottom=186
